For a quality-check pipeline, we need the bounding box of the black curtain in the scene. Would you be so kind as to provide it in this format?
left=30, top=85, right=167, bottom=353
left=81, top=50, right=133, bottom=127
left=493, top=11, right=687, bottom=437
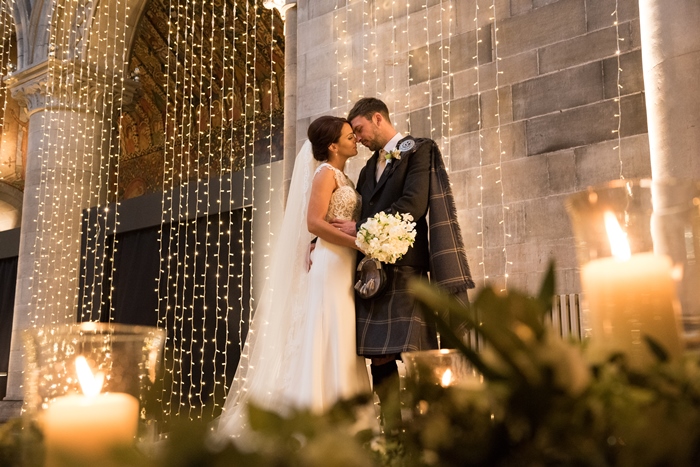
left=80, top=209, right=252, bottom=420
left=0, top=256, right=17, bottom=400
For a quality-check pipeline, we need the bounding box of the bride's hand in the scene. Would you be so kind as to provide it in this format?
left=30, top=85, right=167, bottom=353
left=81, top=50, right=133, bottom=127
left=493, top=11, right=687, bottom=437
left=306, top=242, right=316, bottom=271
left=330, top=219, right=357, bottom=236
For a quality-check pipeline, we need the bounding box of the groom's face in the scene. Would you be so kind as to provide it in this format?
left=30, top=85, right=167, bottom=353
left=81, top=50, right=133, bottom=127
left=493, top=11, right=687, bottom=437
left=350, top=115, right=383, bottom=152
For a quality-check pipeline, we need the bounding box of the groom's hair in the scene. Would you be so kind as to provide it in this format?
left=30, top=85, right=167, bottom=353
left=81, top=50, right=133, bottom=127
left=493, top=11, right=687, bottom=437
left=348, top=98, right=391, bottom=125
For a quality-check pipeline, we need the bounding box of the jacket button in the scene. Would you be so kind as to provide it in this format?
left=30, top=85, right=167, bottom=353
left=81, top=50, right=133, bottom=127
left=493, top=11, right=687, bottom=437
left=369, top=202, right=374, bottom=206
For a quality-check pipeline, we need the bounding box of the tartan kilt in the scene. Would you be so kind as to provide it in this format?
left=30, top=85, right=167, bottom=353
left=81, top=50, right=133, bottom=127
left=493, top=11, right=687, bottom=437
left=356, top=265, right=438, bottom=357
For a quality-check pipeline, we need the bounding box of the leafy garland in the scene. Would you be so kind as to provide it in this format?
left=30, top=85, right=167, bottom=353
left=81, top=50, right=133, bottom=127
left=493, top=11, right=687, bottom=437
left=4, top=264, right=700, bottom=466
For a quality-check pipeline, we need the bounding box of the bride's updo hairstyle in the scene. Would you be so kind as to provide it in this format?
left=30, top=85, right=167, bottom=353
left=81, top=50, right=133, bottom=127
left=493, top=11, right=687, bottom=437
left=307, top=116, right=348, bottom=162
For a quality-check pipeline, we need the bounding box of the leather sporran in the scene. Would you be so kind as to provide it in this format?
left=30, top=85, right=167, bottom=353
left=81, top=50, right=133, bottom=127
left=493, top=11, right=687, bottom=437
left=354, top=257, right=387, bottom=299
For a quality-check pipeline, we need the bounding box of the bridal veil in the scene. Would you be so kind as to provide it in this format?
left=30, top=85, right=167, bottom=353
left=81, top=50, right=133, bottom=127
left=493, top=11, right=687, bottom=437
left=217, top=140, right=319, bottom=437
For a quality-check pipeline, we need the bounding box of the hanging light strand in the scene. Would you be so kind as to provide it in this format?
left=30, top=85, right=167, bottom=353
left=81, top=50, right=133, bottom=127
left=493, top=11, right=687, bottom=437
left=39, top=0, right=67, bottom=326
left=105, top=0, right=131, bottom=324
left=238, top=0, right=251, bottom=371
left=440, top=0, right=451, bottom=170
left=333, top=3, right=341, bottom=113
left=80, top=0, right=101, bottom=323
left=423, top=3, right=434, bottom=140
left=613, top=1, right=624, bottom=179
left=27, top=0, right=55, bottom=329
left=403, top=1, right=411, bottom=133
left=221, top=0, right=238, bottom=407
left=208, top=0, right=227, bottom=416
left=473, top=2, right=487, bottom=286
left=490, top=1, right=511, bottom=292
left=193, top=0, right=214, bottom=419
left=173, top=0, right=195, bottom=418
left=156, top=0, right=178, bottom=418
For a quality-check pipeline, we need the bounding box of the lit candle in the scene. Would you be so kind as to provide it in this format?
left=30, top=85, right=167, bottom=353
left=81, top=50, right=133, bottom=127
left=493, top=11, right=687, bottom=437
left=41, top=357, right=140, bottom=467
left=440, top=369, right=454, bottom=387
left=581, top=212, right=683, bottom=367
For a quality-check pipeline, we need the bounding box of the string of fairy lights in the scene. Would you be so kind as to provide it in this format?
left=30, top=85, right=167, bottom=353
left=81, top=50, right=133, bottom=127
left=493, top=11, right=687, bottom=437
left=27, top=0, right=129, bottom=327
left=30, top=3, right=58, bottom=327
left=0, top=0, right=13, bottom=178
left=149, top=0, right=287, bottom=421
left=613, top=0, right=625, bottom=179
left=423, top=3, right=433, bottom=141
left=404, top=3, right=412, bottom=133
left=473, top=2, right=487, bottom=288
left=218, top=0, right=234, bottom=414
left=442, top=0, right=452, bottom=171
left=490, top=1, right=512, bottom=292
left=155, top=0, right=176, bottom=417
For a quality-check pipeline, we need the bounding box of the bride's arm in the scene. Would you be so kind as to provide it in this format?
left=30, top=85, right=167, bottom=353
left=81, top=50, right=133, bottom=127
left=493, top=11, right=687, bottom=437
left=307, top=168, right=359, bottom=250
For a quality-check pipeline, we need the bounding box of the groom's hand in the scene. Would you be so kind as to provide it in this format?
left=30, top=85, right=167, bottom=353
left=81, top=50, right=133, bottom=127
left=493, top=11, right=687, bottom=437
left=330, top=219, right=357, bottom=236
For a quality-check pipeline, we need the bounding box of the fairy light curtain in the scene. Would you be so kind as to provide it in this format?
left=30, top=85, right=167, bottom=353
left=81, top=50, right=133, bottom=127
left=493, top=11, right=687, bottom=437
left=332, top=0, right=627, bottom=293
left=24, top=0, right=133, bottom=327
left=108, top=0, right=285, bottom=422
left=14, top=0, right=282, bottom=422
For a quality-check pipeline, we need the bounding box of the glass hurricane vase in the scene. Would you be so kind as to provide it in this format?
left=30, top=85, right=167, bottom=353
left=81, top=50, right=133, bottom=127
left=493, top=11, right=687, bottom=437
left=22, top=322, right=165, bottom=467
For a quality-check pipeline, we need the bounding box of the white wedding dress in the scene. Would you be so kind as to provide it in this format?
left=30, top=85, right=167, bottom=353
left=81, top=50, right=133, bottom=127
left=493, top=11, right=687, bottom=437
left=216, top=142, right=370, bottom=439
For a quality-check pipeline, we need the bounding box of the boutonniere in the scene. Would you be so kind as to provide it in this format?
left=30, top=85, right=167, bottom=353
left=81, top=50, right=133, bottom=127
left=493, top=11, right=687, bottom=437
left=385, top=149, right=402, bottom=162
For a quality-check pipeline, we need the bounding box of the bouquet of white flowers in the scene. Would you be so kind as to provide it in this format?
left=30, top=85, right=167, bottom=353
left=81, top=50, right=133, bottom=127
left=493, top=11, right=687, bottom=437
left=355, top=212, right=416, bottom=264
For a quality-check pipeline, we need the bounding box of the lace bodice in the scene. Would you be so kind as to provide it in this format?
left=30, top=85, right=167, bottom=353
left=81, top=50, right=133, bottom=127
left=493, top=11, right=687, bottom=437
left=315, top=163, right=362, bottom=222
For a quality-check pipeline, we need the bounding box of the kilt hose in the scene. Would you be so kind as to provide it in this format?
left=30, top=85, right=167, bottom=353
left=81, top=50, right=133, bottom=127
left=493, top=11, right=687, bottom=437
left=356, top=265, right=438, bottom=357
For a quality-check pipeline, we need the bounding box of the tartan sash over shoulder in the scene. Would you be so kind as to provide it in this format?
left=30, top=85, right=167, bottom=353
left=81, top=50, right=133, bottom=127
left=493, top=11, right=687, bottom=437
left=422, top=138, right=475, bottom=292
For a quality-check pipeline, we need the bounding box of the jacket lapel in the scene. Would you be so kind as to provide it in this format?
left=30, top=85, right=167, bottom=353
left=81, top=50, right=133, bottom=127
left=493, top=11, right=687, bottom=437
left=365, top=151, right=379, bottom=192
left=371, top=136, right=413, bottom=197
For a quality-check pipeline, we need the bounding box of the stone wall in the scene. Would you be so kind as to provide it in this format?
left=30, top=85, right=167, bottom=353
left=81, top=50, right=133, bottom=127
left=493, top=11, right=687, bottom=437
left=294, top=0, right=650, bottom=296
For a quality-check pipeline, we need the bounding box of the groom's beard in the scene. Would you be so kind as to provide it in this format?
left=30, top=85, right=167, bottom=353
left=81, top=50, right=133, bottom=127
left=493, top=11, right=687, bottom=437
left=362, top=142, right=382, bottom=153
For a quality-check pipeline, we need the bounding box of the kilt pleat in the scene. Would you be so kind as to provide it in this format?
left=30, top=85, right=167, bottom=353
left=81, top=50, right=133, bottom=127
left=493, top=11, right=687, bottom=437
left=356, top=266, right=438, bottom=356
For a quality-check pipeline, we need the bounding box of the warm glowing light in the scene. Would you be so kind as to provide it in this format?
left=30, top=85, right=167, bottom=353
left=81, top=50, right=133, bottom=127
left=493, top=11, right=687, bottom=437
left=604, top=212, right=631, bottom=260
left=441, top=369, right=453, bottom=387
left=75, top=356, right=104, bottom=397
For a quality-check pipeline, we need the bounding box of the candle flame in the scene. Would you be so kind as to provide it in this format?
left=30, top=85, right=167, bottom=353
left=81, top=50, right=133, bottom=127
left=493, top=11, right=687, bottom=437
left=604, top=212, right=631, bottom=261
left=75, top=356, right=104, bottom=397
left=441, top=369, right=453, bottom=387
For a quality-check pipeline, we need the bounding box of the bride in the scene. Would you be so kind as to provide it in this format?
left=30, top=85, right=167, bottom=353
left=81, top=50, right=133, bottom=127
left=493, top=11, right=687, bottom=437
left=217, top=116, right=371, bottom=438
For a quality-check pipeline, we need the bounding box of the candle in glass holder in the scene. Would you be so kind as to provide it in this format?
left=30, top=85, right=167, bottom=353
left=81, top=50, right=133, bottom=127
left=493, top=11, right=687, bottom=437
left=41, top=357, right=139, bottom=467
left=581, top=212, right=683, bottom=366
left=440, top=369, right=454, bottom=387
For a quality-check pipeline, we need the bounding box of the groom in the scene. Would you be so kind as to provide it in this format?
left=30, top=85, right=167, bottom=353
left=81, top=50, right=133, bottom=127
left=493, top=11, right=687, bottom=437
left=332, top=98, right=474, bottom=432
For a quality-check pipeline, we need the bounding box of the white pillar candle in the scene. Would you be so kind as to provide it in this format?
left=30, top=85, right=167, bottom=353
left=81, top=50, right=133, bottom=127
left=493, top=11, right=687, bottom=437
left=581, top=213, right=683, bottom=367
left=40, top=356, right=140, bottom=467
left=42, top=392, right=139, bottom=467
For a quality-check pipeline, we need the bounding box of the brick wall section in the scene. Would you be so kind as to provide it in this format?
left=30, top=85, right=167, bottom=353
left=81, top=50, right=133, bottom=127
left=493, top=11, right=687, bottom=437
left=295, top=0, right=650, bottom=295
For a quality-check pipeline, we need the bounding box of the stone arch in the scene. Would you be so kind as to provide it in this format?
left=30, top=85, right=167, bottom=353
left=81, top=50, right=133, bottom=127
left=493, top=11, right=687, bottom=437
left=8, top=0, right=150, bottom=74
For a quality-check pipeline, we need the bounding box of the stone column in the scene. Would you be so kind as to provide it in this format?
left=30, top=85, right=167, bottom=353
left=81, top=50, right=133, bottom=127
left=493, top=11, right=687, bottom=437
left=3, top=60, right=133, bottom=400
left=639, top=0, right=700, bottom=179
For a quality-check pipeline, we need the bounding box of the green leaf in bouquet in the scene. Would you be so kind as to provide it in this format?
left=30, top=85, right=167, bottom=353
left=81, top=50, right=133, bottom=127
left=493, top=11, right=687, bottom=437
left=0, top=418, right=43, bottom=467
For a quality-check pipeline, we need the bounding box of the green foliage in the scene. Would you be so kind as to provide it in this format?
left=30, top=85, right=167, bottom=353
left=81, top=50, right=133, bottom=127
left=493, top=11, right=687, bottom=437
left=0, top=418, right=43, bottom=467
left=407, top=262, right=700, bottom=466
left=5, top=264, right=700, bottom=466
